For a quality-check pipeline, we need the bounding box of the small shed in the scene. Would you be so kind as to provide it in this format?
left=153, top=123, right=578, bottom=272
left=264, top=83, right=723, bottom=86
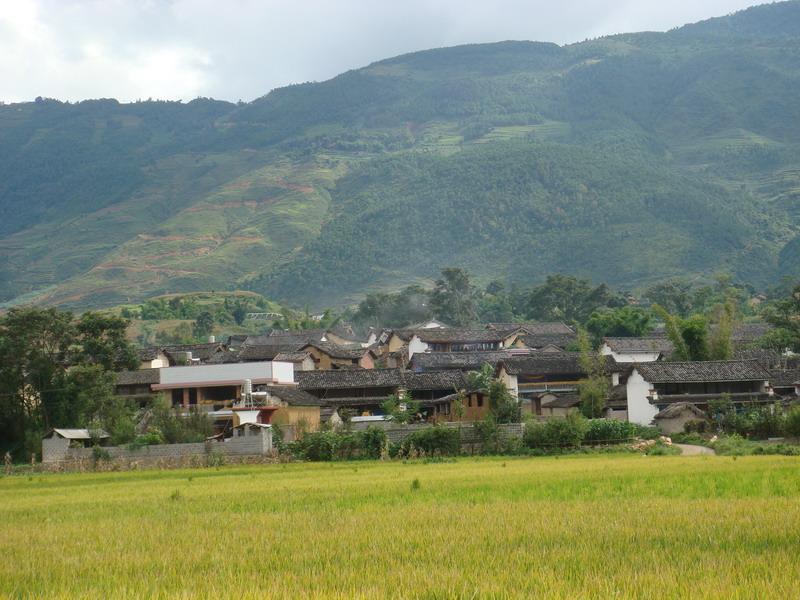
left=653, top=403, right=708, bottom=434
left=42, top=428, right=110, bottom=463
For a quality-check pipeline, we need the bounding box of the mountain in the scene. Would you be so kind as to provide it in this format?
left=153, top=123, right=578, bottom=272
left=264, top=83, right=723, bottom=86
left=2, top=1, right=800, bottom=309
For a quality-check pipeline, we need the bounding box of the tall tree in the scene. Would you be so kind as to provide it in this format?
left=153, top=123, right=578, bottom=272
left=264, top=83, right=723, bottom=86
left=577, top=329, right=608, bottom=419
left=653, top=305, right=709, bottom=361
left=525, top=275, right=625, bottom=324
left=429, top=267, right=477, bottom=327
left=75, top=311, right=138, bottom=371
left=761, top=283, right=800, bottom=352
left=585, top=306, right=653, bottom=342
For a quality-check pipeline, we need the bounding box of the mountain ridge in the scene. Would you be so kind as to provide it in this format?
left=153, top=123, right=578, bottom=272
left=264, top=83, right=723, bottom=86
left=1, top=1, right=799, bottom=309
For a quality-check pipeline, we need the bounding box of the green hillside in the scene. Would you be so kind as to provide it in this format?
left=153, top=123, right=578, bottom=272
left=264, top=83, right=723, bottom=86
left=2, top=2, right=800, bottom=309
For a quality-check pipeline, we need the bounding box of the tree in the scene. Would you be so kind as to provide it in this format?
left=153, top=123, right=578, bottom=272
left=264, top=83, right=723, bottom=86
left=381, top=392, right=421, bottom=424
left=192, top=312, right=215, bottom=340
left=708, top=300, right=736, bottom=360
left=231, top=300, right=248, bottom=326
left=429, top=267, right=477, bottom=327
left=652, top=305, right=708, bottom=361
left=761, top=283, right=800, bottom=352
left=525, top=275, right=625, bottom=324
left=75, top=311, right=138, bottom=371
left=577, top=329, right=608, bottom=418
left=644, top=279, right=694, bottom=316
left=467, top=363, right=520, bottom=423
left=585, top=306, right=653, bottom=341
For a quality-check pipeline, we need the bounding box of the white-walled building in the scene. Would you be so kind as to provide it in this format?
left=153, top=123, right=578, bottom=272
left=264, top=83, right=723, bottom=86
left=625, top=360, right=773, bottom=426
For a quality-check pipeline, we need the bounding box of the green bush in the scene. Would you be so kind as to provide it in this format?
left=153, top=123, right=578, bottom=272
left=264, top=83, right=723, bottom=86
left=683, top=419, right=709, bottom=434
left=719, top=405, right=785, bottom=440
left=128, top=431, right=165, bottom=450
left=291, top=427, right=388, bottom=461
left=399, top=427, right=461, bottom=457
left=784, top=405, right=800, bottom=438
left=359, top=427, right=387, bottom=459
left=523, top=413, right=588, bottom=449
left=583, top=419, right=638, bottom=444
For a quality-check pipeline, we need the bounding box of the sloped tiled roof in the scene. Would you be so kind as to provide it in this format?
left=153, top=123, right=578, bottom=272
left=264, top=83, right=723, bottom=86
left=540, top=394, right=582, bottom=409
left=634, top=360, right=770, bottom=383
left=413, top=329, right=510, bottom=343
left=769, top=368, right=800, bottom=388
left=486, top=322, right=574, bottom=335
left=296, top=368, right=467, bottom=391
left=402, top=370, right=467, bottom=391
left=409, top=351, right=513, bottom=371
left=297, top=369, right=404, bottom=389
left=273, top=351, right=312, bottom=363
left=161, top=343, right=224, bottom=363
left=267, top=386, right=326, bottom=406
left=503, top=353, right=622, bottom=376
left=732, top=322, right=773, bottom=344
left=302, top=341, right=370, bottom=360
left=137, top=346, right=162, bottom=361
left=654, top=402, right=708, bottom=420
left=518, top=333, right=577, bottom=349
left=603, top=337, right=674, bottom=354
left=115, top=368, right=160, bottom=386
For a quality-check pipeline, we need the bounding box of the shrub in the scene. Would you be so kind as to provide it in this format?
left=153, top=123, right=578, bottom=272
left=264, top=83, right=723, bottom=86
left=128, top=431, right=164, bottom=451
left=683, top=419, right=709, bottom=434
left=720, top=405, right=785, bottom=439
left=784, top=405, right=800, bottom=438
left=473, top=417, right=523, bottom=455
left=291, top=428, right=389, bottom=461
left=297, top=431, right=339, bottom=461
left=359, top=427, right=387, bottom=459
left=583, top=419, right=638, bottom=444
left=523, top=413, right=588, bottom=449
left=399, top=427, right=461, bottom=457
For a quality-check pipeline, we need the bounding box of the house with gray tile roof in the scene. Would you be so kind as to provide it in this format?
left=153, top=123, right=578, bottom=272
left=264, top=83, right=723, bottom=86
left=626, top=360, right=773, bottom=426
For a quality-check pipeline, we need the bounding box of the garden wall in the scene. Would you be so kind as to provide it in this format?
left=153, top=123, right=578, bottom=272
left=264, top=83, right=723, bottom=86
left=43, top=428, right=272, bottom=464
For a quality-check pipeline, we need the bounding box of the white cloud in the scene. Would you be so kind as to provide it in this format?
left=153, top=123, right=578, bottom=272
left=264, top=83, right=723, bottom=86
left=0, top=0, right=761, bottom=103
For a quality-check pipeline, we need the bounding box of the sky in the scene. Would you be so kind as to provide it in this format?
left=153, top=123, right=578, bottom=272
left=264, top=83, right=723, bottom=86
left=0, top=0, right=762, bottom=104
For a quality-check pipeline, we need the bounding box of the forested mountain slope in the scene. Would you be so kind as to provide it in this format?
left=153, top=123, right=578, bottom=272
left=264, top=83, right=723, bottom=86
left=1, top=1, right=799, bottom=308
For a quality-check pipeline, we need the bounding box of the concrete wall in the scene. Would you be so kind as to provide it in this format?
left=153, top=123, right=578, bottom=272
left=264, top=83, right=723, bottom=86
left=626, top=369, right=659, bottom=426
left=43, top=429, right=272, bottom=463
left=407, top=336, right=428, bottom=359
left=159, top=361, right=294, bottom=387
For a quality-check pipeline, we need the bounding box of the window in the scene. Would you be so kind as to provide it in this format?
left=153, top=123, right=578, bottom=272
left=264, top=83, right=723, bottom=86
left=477, top=396, right=483, bottom=408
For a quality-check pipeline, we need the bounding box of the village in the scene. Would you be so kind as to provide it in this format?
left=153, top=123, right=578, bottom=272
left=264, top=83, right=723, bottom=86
left=42, top=314, right=800, bottom=464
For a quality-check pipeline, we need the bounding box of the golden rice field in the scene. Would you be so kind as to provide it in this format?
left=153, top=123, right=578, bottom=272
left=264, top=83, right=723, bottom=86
left=3, top=454, right=800, bottom=598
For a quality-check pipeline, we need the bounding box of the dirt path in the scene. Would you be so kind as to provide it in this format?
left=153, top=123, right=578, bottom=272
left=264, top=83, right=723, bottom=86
left=674, top=443, right=715, bottom=456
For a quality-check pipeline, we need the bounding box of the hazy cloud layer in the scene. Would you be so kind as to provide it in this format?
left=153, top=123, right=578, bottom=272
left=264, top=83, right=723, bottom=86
left=0, top=0, right=759, bottom=103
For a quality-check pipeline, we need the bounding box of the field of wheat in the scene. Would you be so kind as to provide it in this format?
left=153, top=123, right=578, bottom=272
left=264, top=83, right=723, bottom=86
left=2, top=454, right=800, bottom=598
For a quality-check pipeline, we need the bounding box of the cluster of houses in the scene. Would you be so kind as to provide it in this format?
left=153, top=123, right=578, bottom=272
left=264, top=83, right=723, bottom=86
left=113, top=320, right=800, bottom=438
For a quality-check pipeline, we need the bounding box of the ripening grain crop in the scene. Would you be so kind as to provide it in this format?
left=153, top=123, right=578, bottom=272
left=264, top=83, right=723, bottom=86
left=2, top=455, right=800, bottom=598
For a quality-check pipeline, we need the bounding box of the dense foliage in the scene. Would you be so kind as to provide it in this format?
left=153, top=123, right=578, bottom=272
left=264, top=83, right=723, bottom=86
left=0, top=307, right=138, bottom=458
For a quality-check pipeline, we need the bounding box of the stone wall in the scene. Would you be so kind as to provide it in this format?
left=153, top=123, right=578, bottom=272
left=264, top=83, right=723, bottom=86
left=43, top=428, right=271, bottom=464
